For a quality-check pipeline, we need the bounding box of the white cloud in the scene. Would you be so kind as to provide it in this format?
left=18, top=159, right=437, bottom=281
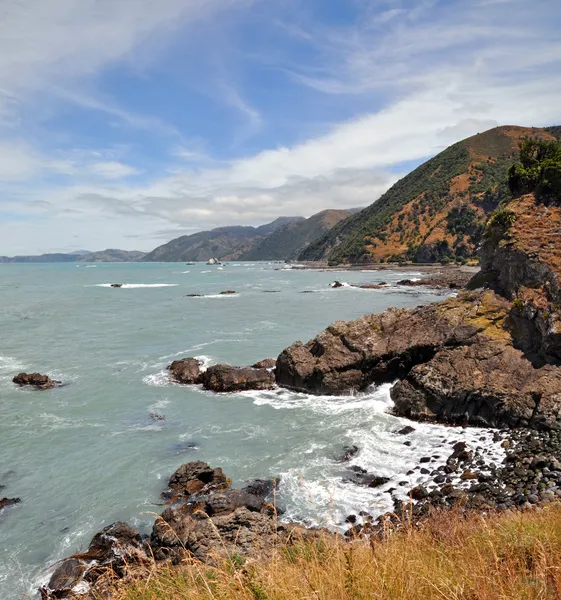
left=0, top=0, right=560, bottom=254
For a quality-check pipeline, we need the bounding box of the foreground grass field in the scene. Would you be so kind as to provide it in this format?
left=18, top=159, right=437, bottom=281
left=109, top=505, right=561, bottom=600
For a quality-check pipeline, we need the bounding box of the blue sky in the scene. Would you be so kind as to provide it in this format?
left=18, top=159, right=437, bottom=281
left=0, top=0, right=560, bottom=254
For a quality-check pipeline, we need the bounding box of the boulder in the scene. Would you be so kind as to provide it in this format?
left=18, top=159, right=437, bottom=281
left=331, top=281, right=345, bottom=288
left=396, top=426, right=415, bottom=435
left=167, top=358, right=202, bottom=384
left=251, top=358, right=277, bottom=369
left=110, top=283, right=122, bottom=288
left=166, top=461, right=229, bottom=499
left=240, top=478, right=278, bottom=499
left=220, top=290, right=236, bottom=295
left=201, top=365, right=275, bottom=392
left=13, top=373, right=58, bottom=389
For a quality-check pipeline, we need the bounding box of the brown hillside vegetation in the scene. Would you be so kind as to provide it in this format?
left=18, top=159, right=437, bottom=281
left=365, top=127, right=556, bottom=264
left=301, top=125, right=557, bottom=265
left=105, top=505, right=561, bottom=600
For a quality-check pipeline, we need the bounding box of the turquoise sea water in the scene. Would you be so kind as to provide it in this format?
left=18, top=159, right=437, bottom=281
left=0, top=262, right=501, bottom=598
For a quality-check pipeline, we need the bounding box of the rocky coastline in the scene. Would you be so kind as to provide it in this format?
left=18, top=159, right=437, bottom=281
left=26, top=186, right=561, bottom=597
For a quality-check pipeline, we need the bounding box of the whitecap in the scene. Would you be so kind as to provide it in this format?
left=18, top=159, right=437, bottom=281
left=93, top=283, right=178, bottom=288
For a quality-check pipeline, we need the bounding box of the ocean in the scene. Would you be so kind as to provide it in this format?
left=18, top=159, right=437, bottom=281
left=0, top=262, right=503, bottom=597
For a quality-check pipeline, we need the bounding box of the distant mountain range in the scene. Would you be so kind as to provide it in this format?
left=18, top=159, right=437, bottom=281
left=141, top=217, right=305, bottom=262
left=0, top=249, right=146, bottom=263
left=0, top=211, right=358, bottom=263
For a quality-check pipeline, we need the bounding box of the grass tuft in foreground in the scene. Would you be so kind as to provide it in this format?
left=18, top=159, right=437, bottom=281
left=106, top=505, right=561, bottom=600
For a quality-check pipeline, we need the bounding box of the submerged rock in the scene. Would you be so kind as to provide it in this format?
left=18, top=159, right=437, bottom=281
left=110, top=283, right=122, bottom=288
left=167, top=358, right=202, bottom=384
left=201, top=364, right=275, bottom=392
left=334, top=445, right=360, bottom=462
left=220, top=290, right=236, bottom=295
left=13, top=373, right=58, bottom=389
left=0, top=497, right=21, bottom=510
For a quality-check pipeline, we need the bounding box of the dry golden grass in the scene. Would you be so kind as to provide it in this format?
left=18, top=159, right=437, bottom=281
left=101, top=504, right=561, bottom=600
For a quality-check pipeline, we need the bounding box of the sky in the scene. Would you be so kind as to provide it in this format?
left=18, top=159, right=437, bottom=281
left=0, top=0, right=560, bottom=254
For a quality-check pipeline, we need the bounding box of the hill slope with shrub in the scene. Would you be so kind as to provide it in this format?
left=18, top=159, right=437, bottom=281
left=300, top=125, right=559, bottom=265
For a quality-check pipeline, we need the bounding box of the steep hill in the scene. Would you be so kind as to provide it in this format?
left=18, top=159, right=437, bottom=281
left=301, top=126, right=559, bottom=265
left=142, top=218, right=304, bottom=262
left=240, top=209, right=354, bottom=261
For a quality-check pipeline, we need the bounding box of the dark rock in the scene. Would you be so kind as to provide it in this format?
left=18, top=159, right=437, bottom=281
left=0, top=497, right=21, bottom=510
left=167, top=358, right=202, bottom=384
left=345, top=514, right=357, bottom=524
left=186, top=294, right=203, bottom=297
left=149, top=412, right=166, bottom=422
left=201, top=365, right=275, bottom=392
left=13, top=373, right=58, bottom=389
left=167, top=461, right=229, bottom=499
left=275, top=296, right=483, bottom=395
left=110, top=283, right=122, bottom=288
left=410, top=486, right=429, bottom=500
left=449, top=442, right=473, bottom=463
left=220, top=290, right=236, bottom=295
left=41, top=522, right=147, bottom=599
left=397, top=425, right=415, bottom=435
left=419, top=457, right=431, bottom=463
left=331, top=281, right=345, bottom=288
left=240, top=478, right=278, bottom=499
left=404, top=441, right=412, bottom=446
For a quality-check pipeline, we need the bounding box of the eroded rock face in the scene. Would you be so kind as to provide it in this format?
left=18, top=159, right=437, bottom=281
left=13, top=373, right=58, bottom=389
left=391, top=341, right=561, bottom=429
left=167, top=358, right=202, bottom=384
left=201, top=364, right=275, bottom=392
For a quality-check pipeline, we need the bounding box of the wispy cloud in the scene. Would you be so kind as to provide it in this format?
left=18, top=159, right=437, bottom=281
left=0, top=0, right=559, bottom=254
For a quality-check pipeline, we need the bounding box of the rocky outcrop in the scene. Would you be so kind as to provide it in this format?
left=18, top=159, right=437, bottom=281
left=201, top=365, right=275, bottom=392
left=151, top=462, right=305, bottom=564
left=167, top=357, right=202, bottom=384
left=13, top=373, right=58, bottom=389
left=40, top=522, right=149, bottom=599
left=392, top=341, right=561, bottom=429
left=275, top=291, right=509, bottom=395
left=165, top=460, right=229, bottom=500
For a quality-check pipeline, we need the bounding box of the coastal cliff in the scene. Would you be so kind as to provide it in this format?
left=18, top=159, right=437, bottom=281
left=277, top=139, right=561, bottom=430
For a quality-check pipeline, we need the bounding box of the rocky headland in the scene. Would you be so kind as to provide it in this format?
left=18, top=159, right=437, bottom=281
left=38, top=139, right=561, bottom=598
